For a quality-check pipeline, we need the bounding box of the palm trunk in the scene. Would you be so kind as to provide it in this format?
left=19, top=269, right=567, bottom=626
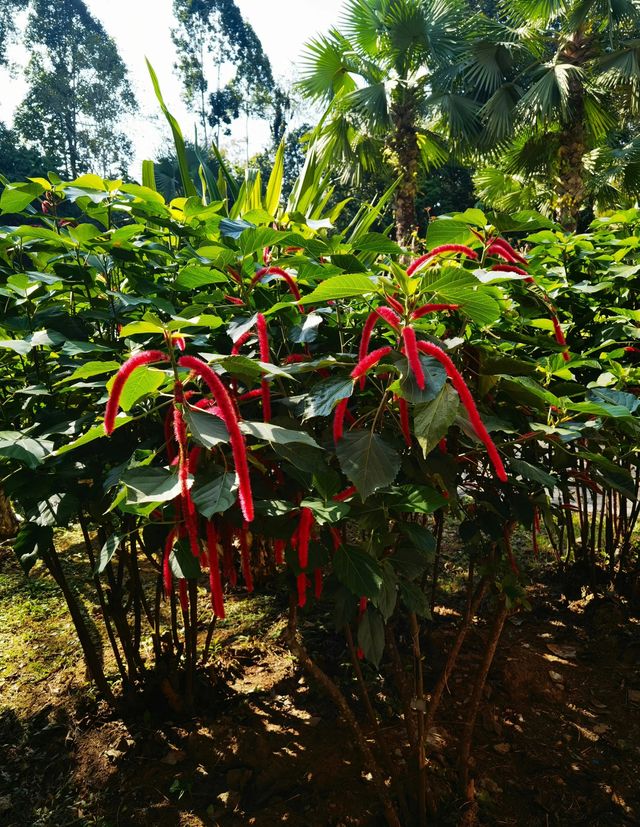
left=391, top=97, right=419, bottom=248
left=555, top=29, right=589, bottom=230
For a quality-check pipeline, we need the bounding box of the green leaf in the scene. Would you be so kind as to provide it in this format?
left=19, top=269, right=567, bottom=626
left=300, top=274, right=377, bottom=304
left=183, top=405, right=229, bottom=449
left=0, top=181, right=44, bottom=213
left=122, top=468, right=183, bottom=503
left=12, top=523, right=53, bottom=575
left=333, top=545, right=383, bottom=599
left=96, top=533, right=123, bottom=574
left=0, top=431, right=51, bottom=468
left=175, top=265, right=227, bottom=290
left=113, top=366, right=166, bottom=411
left=509, top=458, right=559, bottom=490
left=192, top=472, right=236, bottom=519
left=59, top=360, right=121, bottom=384
left=372, top=563, right=398, bottom=622
left=395, top=354, right=446, bottom=404
left=302, top=378, right=353, bottom=420
left=146, top=60, right=197, bottom=198
left=170, top=538, right=201, bottom=579
left=385, top=485, right=448, bottom=514
left=240, top=421, right=321, bottom=448
left=299, top=499, right=349, bottom=524
left=336, top=431, right=401, bottom=500
left=357, top=609, right=385, bottom=667
left=414, top=383, right=460, bottom=456
left=426, top=219, right=475, bottom=250
left=265, top=139, right=284, bottom=215
left=0, top=339, right=32, bottom=355
left=399, top=582, right=431, bottom=619
left=119, top=320, right=165, bottom=337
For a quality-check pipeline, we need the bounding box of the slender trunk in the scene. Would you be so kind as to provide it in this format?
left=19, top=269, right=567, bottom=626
left=391, top=96, right=419, bottom=248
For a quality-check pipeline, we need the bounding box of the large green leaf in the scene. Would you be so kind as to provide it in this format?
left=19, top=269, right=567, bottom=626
left=414, top=383, right=460, bottom=456
left=336, top=431, right=401, bottom=500
left=302, top=378, right=353, bottom=420
left=183, top=405, right=229, bottom=449
left=122, top=468, right=183, bottom=503
left=170, top=538, right=201, bottom=579
left=240, top=421, right=321, bottom=448
left=0, top=432, right=52, bottom=468
left=426, top=219, right=475, bottom=250
left=192, top=472, right=237, bottom=518
left=333, top=545, right=383, bottom=599
left=300, top=274, right=377, bottom=304
left=12, top=524, right=53, bottom=575
left=357, top=609, right=385, bottom=666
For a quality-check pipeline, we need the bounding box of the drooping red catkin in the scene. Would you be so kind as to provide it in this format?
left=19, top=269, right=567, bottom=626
left=283, top=353, right=310, bottom=364
left=173, top=402, right=200, bottom=558
left=551, top=315, right=570, bottom=361
left=351, top=345, right=392, bottom=381
left=104, top=350, right=169, bottom=434
left=237, top=388, right=263, bottom=402
left=397, top=396, right=411, bottom=447
left=333, top=485, right=357, bottom=502
left=406, top=245, right=478, bottom=276
left=224, top=294, right=245, bottom=305
left=231, top=330, right=254, bottom=355
left=297, top=573, right=308, bottom=608
left=411, top=303, right=460, bottom=320
left=163, top=528, right=176, bottom=594
left=532, top=508, right=540, bottom=558
left=385, top=294, right=405, bottom=315
left=172, top=335, right=186, bottom=351
left=274, top=538, right=286, bottom=565
left=358, top=596, right=367, bottom=616
left=297, top=507, right=314, bottom=569
left=329, top=526, right=342, bottom=551
left=492, top=238, right=528, bottom=265
left=239, top=522, right=254, bottom=593
left=375, top=306, right=401, bottom=330
left=490, top=263, right=529, bottom=277
left=333, top=397, right=349, bottom=444
left=358, top=312, right=379, bottom=390
left=416, top=340, right=508, bottom=482
left=178, top=355, right=254, bottom=522
left=206, top=521, right=225, bottom=618
left=251, top=266, right=302, bottom=300
left=314, top=568, right=323, bottom=600
left=164, top=408, right=177, bottom=464
left=402, top=326, right=425, bottom=390
left=178, top=579, right=189, bottom=613
left=256, top=313, right=272, bottom=422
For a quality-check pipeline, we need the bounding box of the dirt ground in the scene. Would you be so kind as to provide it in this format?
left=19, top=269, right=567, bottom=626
left=1, top=535, right=639, bottom=827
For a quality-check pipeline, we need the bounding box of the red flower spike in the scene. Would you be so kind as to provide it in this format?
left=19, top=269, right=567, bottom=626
left=358, top=596, right=367, bottom=617
left=333, top=397, right=349, bottom=444
left=351, top=345, right=392, bottom=381
left=625, top=346, right=640, bottom=353
left=397, top=396, right=411, bottom=447
left=178, top=579, right=189, bottom=613
left=439, top=437, right=448, bottom=454
left=297, top=573, right=308, bottom=608
left=406, top=245, right=478, bottom=277
left=329, top=527, right=342, bottom=551
left=314, top=568, right=323, bottom=600
left=163, top=528, right=177, bottom=594
left=224, top=295, right=245, bottom=305
left=206, top=521, right=225, bottom=618
left=551, top=315, right=570, bottom=361
left=256, top=313, right=272, bottom=423
left=493, top=238, right=528, bottom=265
left=274, top=539, right=286, bottom=565
left=237, top=388, right=263, bottom=402
left=178, top=355, right=254, bottom=522
left=386, top=294, right=404, bottom=315
left=375, top=306, right=401, bottom=330
left=333, top=485, right=356, bottom=502
left=356, top=647, right=364, bottom=660
left=402, top=327, right=425, bottom=390
left=283, top=353, right=310, bottom=365
left=297, top=507, right=314, bottom=569
left=231, top=330, right=254, bottom=355
left=410, top=303, right=460, bottom=320
left=490, top=263, right=529, bottom=277
left=239, top=523, right=254, bottom=593
left=359, top=312, right=380, bottom=390
left=173, top=336, right=186, bottom=351
left=416, top=340, right=507, bottom=482
left=251, top=266, right=303, bottom=311
left=164, top=408, right=177, bottom=464
left=104, top=350, right=169, bottom=434
left=485, top=241, right=518, bottom=264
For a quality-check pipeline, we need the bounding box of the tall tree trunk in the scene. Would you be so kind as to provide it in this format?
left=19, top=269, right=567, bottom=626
left=391, top=96, right=419, bottom=248
left=555, top=29, right=589, bottom=230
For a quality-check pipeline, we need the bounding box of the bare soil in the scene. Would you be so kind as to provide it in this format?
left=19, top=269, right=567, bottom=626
left=1, top=538, right=639, bottom=827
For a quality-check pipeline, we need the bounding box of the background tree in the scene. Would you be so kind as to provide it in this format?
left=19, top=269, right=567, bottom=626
left=299, top=0, right=467, bottom=245
left=172, top=0, right=282, bottom=154
left=13, top=0, right=136, bottom=179
left=442, top=0, right=640, bottom=227
left=0, top=123, right=56, bottom=180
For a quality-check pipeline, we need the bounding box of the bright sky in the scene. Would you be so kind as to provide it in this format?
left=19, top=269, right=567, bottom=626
left=0, top=0, right=345, bottom=175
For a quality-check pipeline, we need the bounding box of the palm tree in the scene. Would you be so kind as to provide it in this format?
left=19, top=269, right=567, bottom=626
left=439, top=0, right=640, bottom=228
left=298, top=0, right=466, bottom=246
